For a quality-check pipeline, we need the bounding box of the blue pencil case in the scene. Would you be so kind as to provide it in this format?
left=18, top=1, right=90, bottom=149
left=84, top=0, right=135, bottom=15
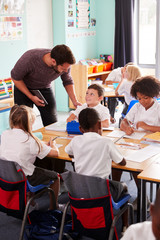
left=66, top=121, right=82, bottom=135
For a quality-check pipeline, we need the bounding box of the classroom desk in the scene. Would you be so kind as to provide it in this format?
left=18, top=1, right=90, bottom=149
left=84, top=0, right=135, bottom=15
left=138, top=159, right=160, bottom=221
left=34, top=127, right=158, bottom=222
left=103, top=84, right=124, bottom=98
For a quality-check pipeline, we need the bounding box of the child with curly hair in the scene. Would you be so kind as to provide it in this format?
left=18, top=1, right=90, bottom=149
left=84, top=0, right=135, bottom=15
left=120, top=76, right=160, bottom=135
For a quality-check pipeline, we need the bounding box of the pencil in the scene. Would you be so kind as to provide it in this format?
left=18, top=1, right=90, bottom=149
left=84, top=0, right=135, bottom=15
left=126, top=118, right=133, bottom=128
left=52, top=136, right=59, bottom=141
left=114, top=134, right=125, bottom=143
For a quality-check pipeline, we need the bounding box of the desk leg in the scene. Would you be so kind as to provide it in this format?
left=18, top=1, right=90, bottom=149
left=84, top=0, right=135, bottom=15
left=137, top=179, right=142, bottom=222
left=142, top=180, right=147, bottom=221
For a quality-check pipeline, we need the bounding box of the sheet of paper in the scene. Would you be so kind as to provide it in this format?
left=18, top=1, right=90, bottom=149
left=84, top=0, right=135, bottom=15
left=125, top=145, right=160, bottom=162
left=123, top=132, right=146, bottom=140
left=103, top=126, right=114, bottom=131
left=107, top=129, right=146, bottom=140
left=104, top=87, right=113, bottom=92
left=107, top=130, right=125, bottom=138
left=45, top=122, right=66, bottom=132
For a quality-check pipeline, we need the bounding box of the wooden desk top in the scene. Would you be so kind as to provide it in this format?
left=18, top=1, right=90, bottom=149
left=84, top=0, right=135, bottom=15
left=34, top=126, right=157, bottom=173
left=138, top=160, right=160, bottom=182
left=103, top=84, right=123, bottom=98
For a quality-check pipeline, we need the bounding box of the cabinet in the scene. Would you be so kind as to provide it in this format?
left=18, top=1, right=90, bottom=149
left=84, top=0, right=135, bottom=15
left=69, top=64, right=111, bottom=109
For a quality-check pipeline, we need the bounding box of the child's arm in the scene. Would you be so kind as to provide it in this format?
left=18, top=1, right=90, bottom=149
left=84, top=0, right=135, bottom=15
left=115, top=78, right=124, bottom=95
left=46, top=138, right=59, bottom=157
left=136, top=121, right=160, bottom=132
left=118, top=158, right=126, bottom=166
left=66, top=113, right=76, bottom=122
left=120, top=118, right=134, bottom=135
left=101, top=119, right=109, bottom=128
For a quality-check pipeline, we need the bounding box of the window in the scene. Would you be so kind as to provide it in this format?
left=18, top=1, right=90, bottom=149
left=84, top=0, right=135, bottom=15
left=138, top=0, right=156, bottom=65
left=136, top=0, right=160, bottom=78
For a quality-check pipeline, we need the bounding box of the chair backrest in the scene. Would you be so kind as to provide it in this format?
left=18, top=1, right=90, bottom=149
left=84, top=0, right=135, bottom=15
left=0, top=158, right=26, bottom=219
left=61, top=171, right=109, bottom=198
left=126, top=99, right=139, bottom=114
left=61, top=171, right=118, bottom=240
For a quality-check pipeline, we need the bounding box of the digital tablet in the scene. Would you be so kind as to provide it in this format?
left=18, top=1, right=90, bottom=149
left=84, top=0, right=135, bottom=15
left=30, top=90, right=48, bottom=105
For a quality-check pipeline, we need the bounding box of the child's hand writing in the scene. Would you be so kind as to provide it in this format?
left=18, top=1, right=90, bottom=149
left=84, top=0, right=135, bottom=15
left=125, top=126, right=134, bottom=135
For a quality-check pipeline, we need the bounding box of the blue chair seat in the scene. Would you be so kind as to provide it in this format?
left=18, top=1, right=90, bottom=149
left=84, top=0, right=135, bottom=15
left=112, top=193, right=131, bottom=210
left=27, top=180, right=53, bottom=193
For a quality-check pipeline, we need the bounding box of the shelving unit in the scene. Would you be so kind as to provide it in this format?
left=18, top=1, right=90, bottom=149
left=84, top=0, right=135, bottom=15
left=69, top=64, right=111, bottom=109
left=0, top=96, right=14, bottom=108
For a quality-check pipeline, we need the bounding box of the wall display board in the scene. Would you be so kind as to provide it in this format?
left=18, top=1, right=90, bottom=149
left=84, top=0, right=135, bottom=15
left=76, top=0, right=90, bottom=29
left=0, top=0, right=24, bottom=41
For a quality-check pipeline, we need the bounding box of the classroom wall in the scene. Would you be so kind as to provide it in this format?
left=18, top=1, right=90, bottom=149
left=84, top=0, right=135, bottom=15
left=0, top=0, right=115, bottom=112
left=0, top=3, right=27, bottom=78
left=53, top=0, right=115, bottom=111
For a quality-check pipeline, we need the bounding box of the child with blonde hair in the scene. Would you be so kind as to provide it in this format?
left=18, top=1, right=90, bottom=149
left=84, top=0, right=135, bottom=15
left=0, top=104, right=60, bottom=209
left=115, top=65, right=142, bottom=116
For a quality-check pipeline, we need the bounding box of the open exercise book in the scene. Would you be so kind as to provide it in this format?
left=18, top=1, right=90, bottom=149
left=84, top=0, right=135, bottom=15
left=107, top=129, right=160, bottom=162
left=107, top=129, right=146, bottom=140
left=45, top=122, right=66, bottom=132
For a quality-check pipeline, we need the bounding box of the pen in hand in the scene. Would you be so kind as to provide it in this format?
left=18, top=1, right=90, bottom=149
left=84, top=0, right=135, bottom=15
left=52, top=136, right=59, bottom=141
left=47, top=136, right=59, bottom=146
left=126, top=118, right=133, bottom=128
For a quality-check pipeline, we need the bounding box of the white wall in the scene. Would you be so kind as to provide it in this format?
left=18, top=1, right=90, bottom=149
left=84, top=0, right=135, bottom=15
left=26, top=0, right=53, bottom=49
left=26, top=0, right=54, bottom=115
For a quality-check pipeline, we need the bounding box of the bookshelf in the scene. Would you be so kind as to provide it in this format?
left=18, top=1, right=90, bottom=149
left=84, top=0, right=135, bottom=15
left=69, top=64, right=111, bottom=109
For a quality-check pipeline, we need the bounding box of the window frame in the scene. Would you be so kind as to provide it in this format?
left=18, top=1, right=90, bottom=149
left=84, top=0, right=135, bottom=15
left=136, top=0, right=160, bottom=78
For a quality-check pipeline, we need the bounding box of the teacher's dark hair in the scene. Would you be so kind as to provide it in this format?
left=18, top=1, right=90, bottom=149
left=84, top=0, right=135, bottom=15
left=51, top=44, right=76, bottom=65
left=78, top=108, right=100, bottom=131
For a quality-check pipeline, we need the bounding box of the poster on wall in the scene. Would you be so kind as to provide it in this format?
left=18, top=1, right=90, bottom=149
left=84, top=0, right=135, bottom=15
left=76, top=0, right=90, bottom=29
left=0, top=16, right=23, bottom=40
left=0, top=0, right=25, bottom=14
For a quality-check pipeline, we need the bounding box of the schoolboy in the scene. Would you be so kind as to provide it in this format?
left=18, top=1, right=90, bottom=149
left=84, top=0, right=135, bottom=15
left=121, top=189, right=160, bottom=240
left=65, top=108, right=127, bottom=201
left=66, top=84, right=110, bottom=128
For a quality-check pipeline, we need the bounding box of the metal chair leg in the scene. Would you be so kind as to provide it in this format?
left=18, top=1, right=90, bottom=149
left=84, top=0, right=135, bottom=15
left=19, top=187, right=55, bottom=240
left=59, top=202, right=70, bottom=240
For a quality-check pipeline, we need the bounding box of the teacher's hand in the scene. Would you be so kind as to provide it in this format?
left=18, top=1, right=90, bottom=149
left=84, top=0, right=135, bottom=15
left=31, top=95, right=45, bottom=107
left=73, top=100, right=82, bottom=108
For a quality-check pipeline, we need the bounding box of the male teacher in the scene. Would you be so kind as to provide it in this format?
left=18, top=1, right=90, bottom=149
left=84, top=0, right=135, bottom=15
left=11, top=44, right=81, bottom=126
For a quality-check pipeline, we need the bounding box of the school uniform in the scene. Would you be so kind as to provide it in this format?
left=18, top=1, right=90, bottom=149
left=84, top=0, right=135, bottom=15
left=106, top=67, right=124, bottom=118
left=0, top=128, right=58, bottom=186
left=121, top=221, right=155, bottom=240
left=65, top=132, right=125, bottom=201
left=118, top=79, right=135, bottom=106
left=126, top=100, right=160, bottom=130
left=71, top=103, right=110, bottom=122
left=106, top=67, right=122, bottom=82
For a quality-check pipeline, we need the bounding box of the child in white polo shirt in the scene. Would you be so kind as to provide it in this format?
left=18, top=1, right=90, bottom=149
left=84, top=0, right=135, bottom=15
left=120, top=76, right=160, bottom=135
left=65, top=108, right=128, bottom=230
left=0, top=105, right=60, bottom=209
left=113, top=76, right=160, bottom=209
left=66, top=84, right=110, bottom=128
left=65, top=108, right=126, bottom=197
left=121, top=189, right=160, bottom=240
left=115, top=64, right=141, bottom=117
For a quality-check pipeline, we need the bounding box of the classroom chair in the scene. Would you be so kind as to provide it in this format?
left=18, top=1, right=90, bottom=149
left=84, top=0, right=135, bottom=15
left=119, top=99, right=139, bottom=127
left=59, top=171, right=134, bottom=240
left=0, top=158, right=56, bottom=240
